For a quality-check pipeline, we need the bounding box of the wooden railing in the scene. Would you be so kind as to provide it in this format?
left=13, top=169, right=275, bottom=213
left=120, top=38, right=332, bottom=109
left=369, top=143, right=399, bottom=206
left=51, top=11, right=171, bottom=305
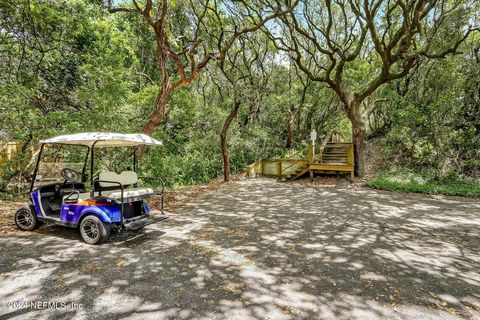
left=245, top=159, right=263, bottom=178
left=347, top=144, right=354, bottom=166
left=246, top=158, right=309, bottom=179
left=278, top=146, right=309, bottom=178
left=0, top=141, right=21, bottom=164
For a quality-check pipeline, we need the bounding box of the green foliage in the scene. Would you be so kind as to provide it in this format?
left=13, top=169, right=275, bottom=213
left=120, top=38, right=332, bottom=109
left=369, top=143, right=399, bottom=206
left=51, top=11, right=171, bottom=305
left=0, top=0, right=478, bottom=195
left=365, top=168, right=480, bottom=198
left=370, top=52, right=480, bottom=178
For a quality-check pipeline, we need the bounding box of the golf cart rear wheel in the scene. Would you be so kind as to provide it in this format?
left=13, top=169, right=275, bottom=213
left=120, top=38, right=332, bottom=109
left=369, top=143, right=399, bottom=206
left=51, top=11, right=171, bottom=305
left=15, top=206, right=40, bottom=231
left=79, top=215, right=110, bottom=245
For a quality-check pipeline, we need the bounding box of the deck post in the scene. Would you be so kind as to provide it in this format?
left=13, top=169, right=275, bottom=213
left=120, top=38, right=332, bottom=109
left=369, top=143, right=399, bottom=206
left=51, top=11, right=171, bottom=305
left=276, top=161, right=281, bottom=179
left=347, top=145, right=354, bottom=166
left=308, top=146, right=314, bottom=164
left=347, top=144, right=355, bottom=183
left=308, top=145, right=315, bottom=181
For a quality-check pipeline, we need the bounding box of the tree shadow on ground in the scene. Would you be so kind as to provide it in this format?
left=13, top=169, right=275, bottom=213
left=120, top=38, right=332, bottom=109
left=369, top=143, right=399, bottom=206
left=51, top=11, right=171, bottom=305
left=0, top=179, right=479, bottom=319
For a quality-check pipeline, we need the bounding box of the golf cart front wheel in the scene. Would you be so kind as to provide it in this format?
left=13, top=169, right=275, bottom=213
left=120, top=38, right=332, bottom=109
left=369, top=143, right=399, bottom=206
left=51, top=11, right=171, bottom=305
left=15, top=206, right=41, bottom=231
left=79, top=215, right=110, bottom=245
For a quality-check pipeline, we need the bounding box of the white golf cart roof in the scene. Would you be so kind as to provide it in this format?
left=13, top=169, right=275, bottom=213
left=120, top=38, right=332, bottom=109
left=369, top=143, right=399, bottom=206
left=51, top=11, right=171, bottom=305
left=40, top=132, right=162, bottom=147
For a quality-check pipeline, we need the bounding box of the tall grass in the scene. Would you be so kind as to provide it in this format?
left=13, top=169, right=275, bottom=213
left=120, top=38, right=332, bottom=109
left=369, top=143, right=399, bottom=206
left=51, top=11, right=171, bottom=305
left=365, top=168, right=480, bottom=198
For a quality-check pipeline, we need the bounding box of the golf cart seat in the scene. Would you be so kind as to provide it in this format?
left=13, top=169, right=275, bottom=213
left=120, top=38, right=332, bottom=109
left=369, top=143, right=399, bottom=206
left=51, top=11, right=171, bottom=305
left=105, top=188, right=154, bottom=200
left=74, top=188, right=155, bottom=202
left=64, top=171, right=155, bottom=202
left=98, top=171, right=155, bottom=201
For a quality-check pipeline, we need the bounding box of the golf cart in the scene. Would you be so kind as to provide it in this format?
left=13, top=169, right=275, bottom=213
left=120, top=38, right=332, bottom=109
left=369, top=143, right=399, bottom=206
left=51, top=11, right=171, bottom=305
left=14, top=132, right=165, bottom=244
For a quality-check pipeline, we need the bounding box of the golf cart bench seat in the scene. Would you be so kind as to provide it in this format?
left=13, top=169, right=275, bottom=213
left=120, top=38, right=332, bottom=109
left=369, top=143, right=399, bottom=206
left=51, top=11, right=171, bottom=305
left=98, top=171, right=155, bottom=201
left=68, top=171, right=160, bottom=203
left=103, top=188, right=154, bottom=200
left=76, top=188, right=154, bottom=202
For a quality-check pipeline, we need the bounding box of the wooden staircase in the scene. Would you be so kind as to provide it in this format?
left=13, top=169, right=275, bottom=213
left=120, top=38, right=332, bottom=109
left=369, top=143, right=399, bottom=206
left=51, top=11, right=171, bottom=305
left=283, top=162, right=309, bottom=181
left=320, top=142, right=351, bottom=165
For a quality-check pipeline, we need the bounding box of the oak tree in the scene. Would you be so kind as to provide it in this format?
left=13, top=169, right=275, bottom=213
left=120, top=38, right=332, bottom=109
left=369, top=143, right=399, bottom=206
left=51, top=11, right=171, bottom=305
left=266, top=0, right=479, bottom=176
left=109, top=0, right=297, bottom=152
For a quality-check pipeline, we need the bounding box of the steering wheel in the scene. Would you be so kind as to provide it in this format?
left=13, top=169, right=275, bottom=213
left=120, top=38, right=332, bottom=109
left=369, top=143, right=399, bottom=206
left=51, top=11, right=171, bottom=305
left=61, top=168, right=81, bottom=182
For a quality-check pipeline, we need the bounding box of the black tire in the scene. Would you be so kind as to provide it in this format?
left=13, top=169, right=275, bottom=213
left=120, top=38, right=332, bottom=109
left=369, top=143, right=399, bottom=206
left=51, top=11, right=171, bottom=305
left=79, top=215, right=111, bottom=245
left=14, top=206, right=40, bottom=231
left=29, top=205, right=44, bottom=228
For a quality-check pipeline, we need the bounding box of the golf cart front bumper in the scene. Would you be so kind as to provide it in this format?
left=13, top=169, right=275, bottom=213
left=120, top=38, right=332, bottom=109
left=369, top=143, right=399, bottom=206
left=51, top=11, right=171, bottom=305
left=123, top=214, right=149, bottom=231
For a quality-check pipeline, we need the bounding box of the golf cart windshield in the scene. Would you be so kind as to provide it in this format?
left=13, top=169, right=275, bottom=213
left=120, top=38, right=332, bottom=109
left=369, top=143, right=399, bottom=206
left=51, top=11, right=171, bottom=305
left=34, top=145, right=86, bottom=184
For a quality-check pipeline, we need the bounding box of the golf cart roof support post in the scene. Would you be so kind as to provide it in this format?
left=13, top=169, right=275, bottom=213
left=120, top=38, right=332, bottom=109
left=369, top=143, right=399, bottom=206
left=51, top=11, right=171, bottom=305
left=133, top=147, right=137, bottom=173
left=90, top=140, right=102, bottom=198
left=81, top=146, right=90, bottom=183
left=30, top=143, right=44, bottom=193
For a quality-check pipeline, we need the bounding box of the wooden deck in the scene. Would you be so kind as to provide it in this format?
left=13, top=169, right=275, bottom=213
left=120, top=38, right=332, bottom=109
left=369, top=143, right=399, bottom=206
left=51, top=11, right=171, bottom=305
left=246, top=157, right=354, bottom=182
left=246, top=131, right=355, bottom=182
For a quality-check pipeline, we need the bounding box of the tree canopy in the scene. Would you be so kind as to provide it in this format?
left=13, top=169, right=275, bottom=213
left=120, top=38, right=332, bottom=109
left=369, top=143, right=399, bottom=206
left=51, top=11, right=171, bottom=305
left=0, top=0, right=479, bottom=192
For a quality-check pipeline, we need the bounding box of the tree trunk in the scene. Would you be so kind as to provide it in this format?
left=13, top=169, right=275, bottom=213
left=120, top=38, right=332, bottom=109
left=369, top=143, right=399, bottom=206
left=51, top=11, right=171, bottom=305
left=352, top=124, right=366, bottom=177
left=136, top=87, right=171, bottom=157
left=346, top=103, right=367, bottom=177
left=140, top=29, right=172, bottom=141
left=142, top=88, right=170, bottom=136
left=220, top=100, right=241, bottom=182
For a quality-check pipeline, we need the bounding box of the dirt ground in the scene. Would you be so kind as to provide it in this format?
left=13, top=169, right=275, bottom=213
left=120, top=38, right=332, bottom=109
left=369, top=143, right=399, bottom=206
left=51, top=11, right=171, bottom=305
left=0, top=175, right=354, bottom=234
left=0, top=178, right=479, bottom=319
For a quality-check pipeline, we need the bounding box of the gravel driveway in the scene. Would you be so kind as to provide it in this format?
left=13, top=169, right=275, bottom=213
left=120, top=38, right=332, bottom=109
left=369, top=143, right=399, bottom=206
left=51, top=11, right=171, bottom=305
left=1, top=179, right=479, bottom=320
